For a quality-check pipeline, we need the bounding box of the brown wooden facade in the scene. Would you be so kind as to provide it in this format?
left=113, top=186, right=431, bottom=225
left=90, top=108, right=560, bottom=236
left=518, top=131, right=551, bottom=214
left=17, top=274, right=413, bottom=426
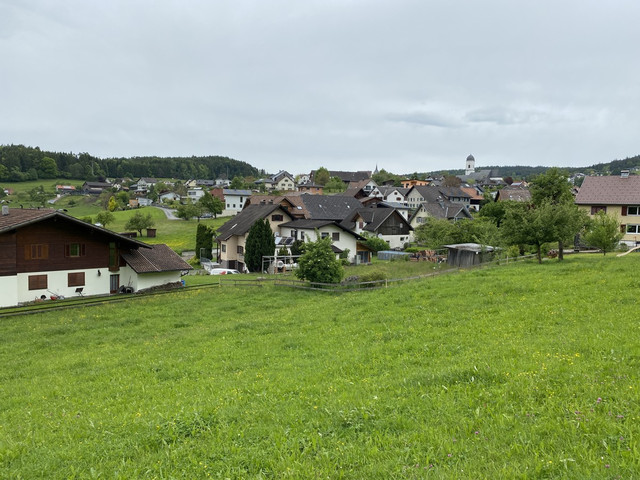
left=1, top=217, right=136, bottom=277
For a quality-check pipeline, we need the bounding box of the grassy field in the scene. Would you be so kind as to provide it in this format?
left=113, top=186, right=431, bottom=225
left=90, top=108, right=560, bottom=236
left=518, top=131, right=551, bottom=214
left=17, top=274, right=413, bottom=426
left=1, top=254, right=639, bottom=478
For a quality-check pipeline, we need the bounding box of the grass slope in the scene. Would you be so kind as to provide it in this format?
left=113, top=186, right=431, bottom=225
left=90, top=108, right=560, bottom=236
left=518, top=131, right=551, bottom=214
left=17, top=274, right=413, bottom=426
left=1, top=255, right=639, bottom=478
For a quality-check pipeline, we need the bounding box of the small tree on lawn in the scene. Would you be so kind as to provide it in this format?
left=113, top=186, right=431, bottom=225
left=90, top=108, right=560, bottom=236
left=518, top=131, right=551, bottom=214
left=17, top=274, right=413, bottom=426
left=295, top=235, right=344, bottom=284
left=95, top=210, right=115, bottom=229
left=245, top=218, right=275, bottom=272
left=583, top=211, right=623, bottom=255
left=125, top=211, right=154, bottom=236
left=198, top=191, right=224, bottom=218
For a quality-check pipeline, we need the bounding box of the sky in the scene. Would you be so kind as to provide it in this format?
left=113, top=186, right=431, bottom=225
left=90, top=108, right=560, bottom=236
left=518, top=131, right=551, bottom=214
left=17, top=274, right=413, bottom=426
left=1, top=0, right=639, bottom=176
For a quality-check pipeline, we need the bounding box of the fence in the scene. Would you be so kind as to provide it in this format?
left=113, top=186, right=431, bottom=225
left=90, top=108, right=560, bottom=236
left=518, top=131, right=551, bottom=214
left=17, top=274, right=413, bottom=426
left=215, top=253, right=538, bottom=293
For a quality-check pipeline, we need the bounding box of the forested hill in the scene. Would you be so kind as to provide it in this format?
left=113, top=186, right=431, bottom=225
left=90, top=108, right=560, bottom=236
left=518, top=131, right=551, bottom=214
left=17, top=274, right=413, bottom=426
left=437, top=154, right=640, bottom=179
left=0, top=144, right=260, bottom=182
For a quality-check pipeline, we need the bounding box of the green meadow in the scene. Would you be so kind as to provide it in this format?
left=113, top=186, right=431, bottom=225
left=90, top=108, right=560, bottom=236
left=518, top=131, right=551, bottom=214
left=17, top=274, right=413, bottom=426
left=1, top=255, right=639, bottom=479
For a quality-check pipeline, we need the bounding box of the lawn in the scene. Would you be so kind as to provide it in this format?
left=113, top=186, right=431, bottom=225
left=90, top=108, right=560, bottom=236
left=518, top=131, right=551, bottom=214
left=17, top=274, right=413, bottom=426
left=1, top=255, right=639, bottom=478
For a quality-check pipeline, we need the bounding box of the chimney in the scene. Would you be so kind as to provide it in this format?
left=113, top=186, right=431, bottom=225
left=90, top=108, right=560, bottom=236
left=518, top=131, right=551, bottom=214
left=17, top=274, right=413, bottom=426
left=1, top=205, right=8, bottom=216
left=621, top=170, right=630, bottom=178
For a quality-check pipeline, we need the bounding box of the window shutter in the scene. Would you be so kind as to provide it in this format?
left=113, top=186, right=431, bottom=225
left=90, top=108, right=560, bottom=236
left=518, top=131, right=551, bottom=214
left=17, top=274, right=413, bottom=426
left=621, top=224, right=626, bottom=233
left=622, top=206, right=628, bottom=216
left=65, top=244, right=70, bottom=257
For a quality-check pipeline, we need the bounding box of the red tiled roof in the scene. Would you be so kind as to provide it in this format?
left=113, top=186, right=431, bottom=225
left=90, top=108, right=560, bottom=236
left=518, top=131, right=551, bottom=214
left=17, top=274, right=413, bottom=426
left=575, top=176, right=640, bottom=205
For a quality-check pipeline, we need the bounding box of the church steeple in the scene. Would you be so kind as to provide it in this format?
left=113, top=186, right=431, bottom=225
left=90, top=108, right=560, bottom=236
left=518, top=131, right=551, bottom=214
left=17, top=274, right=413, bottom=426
left=465, top=154, right=475, bottom=175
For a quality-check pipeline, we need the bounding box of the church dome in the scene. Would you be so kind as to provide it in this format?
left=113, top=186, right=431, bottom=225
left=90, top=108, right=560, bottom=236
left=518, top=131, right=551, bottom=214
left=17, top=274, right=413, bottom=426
left=466, top=154, right=475, bottom=161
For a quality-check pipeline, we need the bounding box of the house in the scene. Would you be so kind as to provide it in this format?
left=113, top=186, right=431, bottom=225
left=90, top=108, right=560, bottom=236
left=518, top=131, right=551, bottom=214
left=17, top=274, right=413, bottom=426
left=137, top=197, right=153, bottom=207
left=369, top=186, right=409, bottom=203
left=0, top=207, right=191, bottom=308
left=460, top=185, right=485, bottom=211
left=56, top=185, right=77, bottom=194
left=158, top=191, right=181, bottom=203
left=278, top=218, right=371, bottom=264
left=575, top=172, right=640, bottom=246
left=405, top=185, right=471, bottom=210
left=347, top=178, right=377, bottom=195
left=409, top=201, right=473, bottom=235
left=341, top=207, right=413, bottom=250
left=215, top=203, right=293, bottom=272
left=496, top=185, right=532, bottom=202
left=136, top=177, right=158, bottom=192
left=222, top=189, right=252, bottom=215
left=81, top=181, right=112, bottom=195
left=187, top=188, right=205, bottom=202
left=256, top=171, right=296, bottom=192
left=401, top=179, right=429, bottom=189
left=297, top=182, right=324, bottom=195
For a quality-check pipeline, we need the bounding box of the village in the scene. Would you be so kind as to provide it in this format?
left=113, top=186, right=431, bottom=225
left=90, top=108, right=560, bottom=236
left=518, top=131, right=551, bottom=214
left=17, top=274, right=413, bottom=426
left=1, top=153, right=637, bottom=309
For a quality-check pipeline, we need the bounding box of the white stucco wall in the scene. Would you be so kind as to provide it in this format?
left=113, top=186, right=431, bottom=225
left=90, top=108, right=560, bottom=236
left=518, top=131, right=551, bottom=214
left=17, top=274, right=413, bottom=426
left=14, top=268, right=110, bottom=305
left=117, top=266, right=181, bottom=292
left=0, top=276, right=18, bottom=308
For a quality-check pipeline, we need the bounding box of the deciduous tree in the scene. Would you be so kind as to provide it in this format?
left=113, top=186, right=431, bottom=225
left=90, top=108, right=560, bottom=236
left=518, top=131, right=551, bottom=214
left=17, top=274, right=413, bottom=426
left=295, top=235, right=343, bottom=284
left=125, top=211, right=154, bottom=236
left=583, top=211, right=623, bottom=255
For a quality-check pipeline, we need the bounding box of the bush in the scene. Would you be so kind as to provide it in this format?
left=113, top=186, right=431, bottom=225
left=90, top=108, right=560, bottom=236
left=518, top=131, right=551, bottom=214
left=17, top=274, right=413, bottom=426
left=359, top=270, right=387, bottom=288
left=296, top=236, right=343, bottom=284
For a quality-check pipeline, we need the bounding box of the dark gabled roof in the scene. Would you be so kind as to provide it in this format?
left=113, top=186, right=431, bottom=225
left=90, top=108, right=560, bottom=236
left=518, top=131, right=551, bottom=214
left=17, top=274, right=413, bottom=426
left=0, top=208, right=147, bottom=248
left=409, top=202, right=473, bottom=222
left=121, top=244, right=192, bottom=273
left=216, top=204, right=284, bottom=241
left=342, top=207, right=413, bottom=233
left=409, top=185, right=471, bottom=202
left=223, top=189, right=252, bottom=196
left=299, top=195, right=363, bottom=221
left=575, top=176, right=640, bottom=205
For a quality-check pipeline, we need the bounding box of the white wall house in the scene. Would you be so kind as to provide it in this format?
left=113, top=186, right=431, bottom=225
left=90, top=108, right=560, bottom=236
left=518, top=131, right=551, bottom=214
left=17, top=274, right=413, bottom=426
left=0, top=208, right=191, bottom=308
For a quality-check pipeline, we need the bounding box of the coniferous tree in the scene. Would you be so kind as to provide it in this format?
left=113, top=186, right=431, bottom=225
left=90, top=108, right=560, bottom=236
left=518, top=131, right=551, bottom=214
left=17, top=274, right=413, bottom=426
left=245, top=219, right=275, bottom=272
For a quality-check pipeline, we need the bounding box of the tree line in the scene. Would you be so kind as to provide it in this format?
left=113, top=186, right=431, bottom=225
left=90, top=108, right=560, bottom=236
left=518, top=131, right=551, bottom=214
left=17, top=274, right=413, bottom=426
left=0, top=144, right=259, bottom=182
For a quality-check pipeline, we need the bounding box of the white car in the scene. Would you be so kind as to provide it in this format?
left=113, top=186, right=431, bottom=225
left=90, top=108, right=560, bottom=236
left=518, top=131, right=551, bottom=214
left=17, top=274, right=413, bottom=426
left=209, top=268, right=241, bottom=275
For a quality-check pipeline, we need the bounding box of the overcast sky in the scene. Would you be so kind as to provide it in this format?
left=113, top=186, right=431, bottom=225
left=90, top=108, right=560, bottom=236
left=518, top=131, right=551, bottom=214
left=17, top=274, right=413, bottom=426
left=2, top=0, right=639, bottom=175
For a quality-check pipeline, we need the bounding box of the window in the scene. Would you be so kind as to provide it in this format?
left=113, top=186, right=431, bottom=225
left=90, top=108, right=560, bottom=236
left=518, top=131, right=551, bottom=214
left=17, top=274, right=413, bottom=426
left=237, top=246, right=244, bottom=254
left=109, top=242, right=119, bottom=271
left=68, top=272, right=85, bottom=287
left=221, top=244, right=227, bottom=253
left=300, top=231, right=305, bottom=240
left=332, top=232, right=340, bottom=242
left=626, top=206, right=640, bottom=215
left=28, top=274, right=47, bottom=290
left=272, top=214, right=283, bottom=221
left=321, top=232, right=329, bottom=239
left=591, top=206, right=607, bottom=215
left=65, top=243, right=86, bottom=257
left=25, top=244, right=48, bottom=260
left=627, top=225, right=640, bottom=234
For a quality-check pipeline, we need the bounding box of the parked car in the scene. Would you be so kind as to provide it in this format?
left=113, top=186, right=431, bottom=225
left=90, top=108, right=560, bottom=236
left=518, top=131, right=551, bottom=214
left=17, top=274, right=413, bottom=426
left=209, top=268, right=241, bottom=275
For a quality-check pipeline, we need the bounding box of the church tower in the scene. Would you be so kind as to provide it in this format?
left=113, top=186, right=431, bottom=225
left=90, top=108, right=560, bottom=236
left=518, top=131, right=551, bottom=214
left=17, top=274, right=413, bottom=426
left=465, top=154, right=475, bottom=175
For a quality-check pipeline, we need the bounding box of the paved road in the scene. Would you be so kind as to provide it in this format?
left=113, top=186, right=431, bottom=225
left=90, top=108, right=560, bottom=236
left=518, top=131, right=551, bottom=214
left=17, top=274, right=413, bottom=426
left=154, top=206, right=179, bottom=220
